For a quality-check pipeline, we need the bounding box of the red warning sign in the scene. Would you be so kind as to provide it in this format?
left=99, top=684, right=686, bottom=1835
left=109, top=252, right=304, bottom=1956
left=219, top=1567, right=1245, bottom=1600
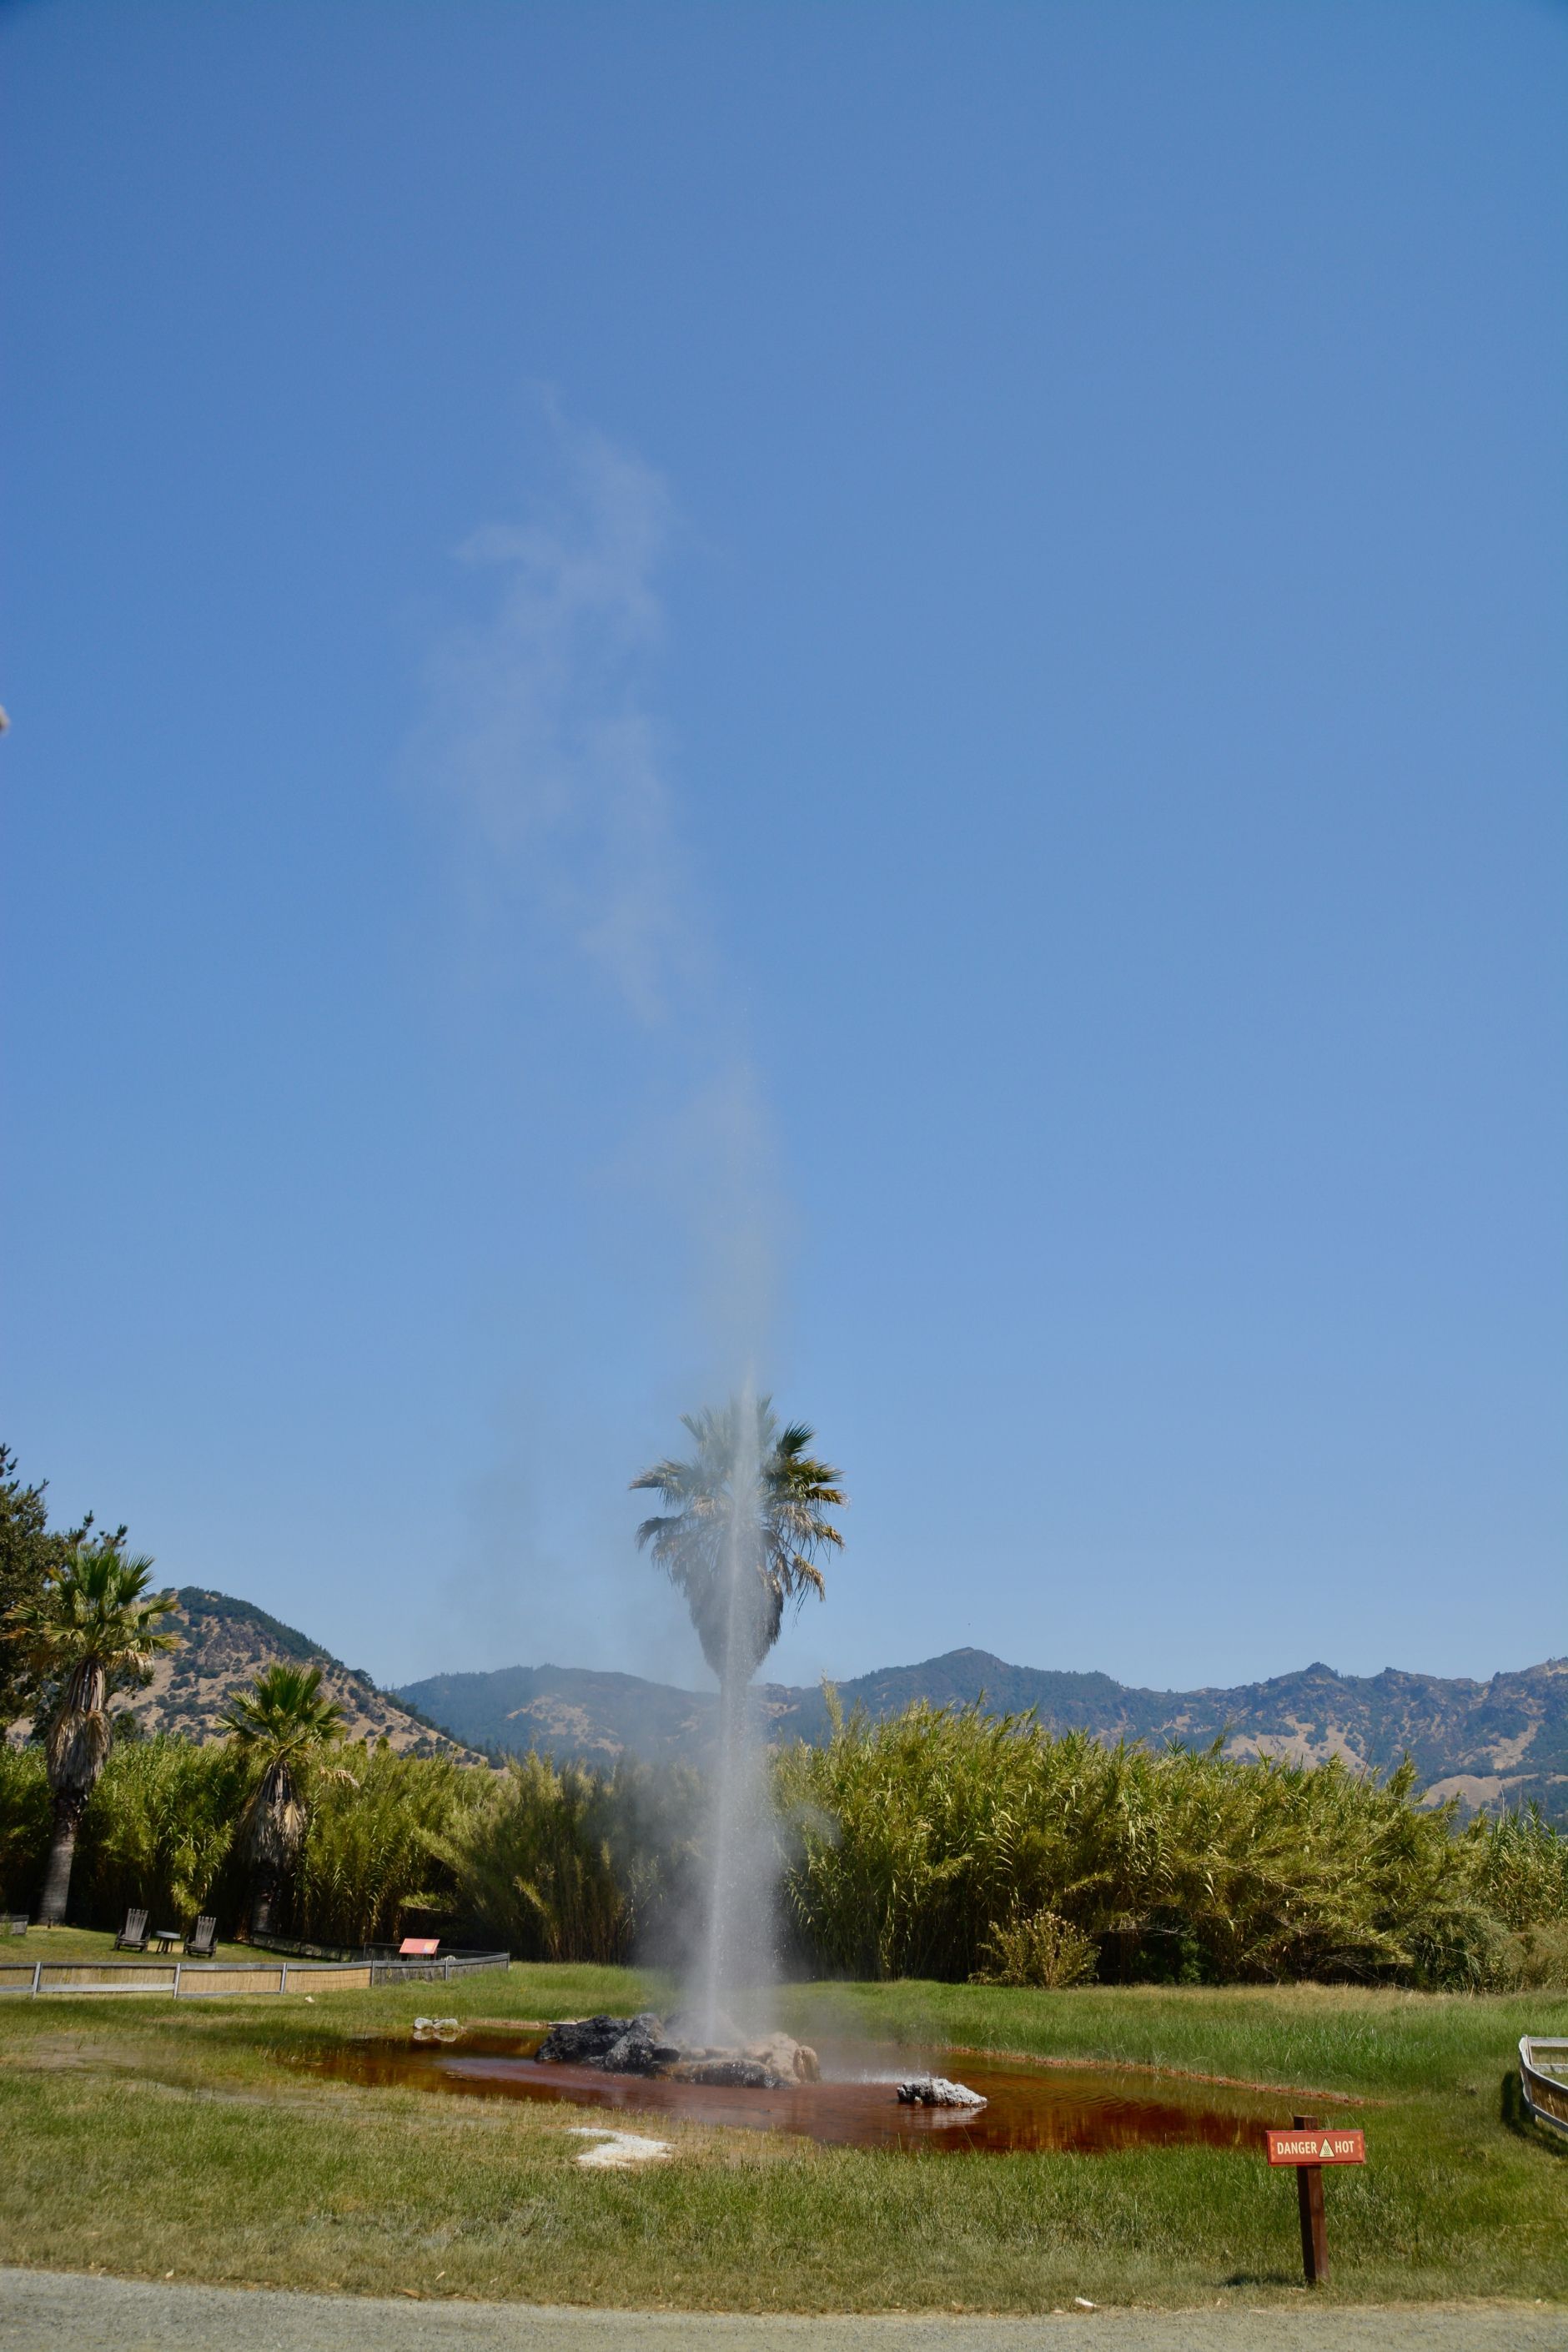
left=1266, top=2128, right=1365, bottom=2166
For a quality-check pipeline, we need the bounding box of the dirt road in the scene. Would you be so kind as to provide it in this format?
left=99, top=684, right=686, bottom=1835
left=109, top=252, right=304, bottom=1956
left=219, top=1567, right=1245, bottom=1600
left=2, top=2271, right=1564, bottom=2352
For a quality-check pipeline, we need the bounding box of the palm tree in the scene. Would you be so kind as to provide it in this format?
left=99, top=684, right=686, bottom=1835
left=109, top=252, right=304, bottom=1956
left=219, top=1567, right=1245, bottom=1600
left=5, top=1541, right=179, bottom=1924
left=224, top=1663, right=349, bottom=1938
left=631, top=1395, right=847, bottom=1698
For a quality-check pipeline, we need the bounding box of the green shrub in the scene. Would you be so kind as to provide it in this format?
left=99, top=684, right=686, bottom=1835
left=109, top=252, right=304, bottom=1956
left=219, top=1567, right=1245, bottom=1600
left=972, top=1906, right=1098, bottom=1988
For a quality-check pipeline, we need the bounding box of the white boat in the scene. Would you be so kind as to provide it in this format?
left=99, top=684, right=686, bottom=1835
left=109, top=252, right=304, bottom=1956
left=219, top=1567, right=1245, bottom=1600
left=1519, top=2036, right=1568, bottom=2138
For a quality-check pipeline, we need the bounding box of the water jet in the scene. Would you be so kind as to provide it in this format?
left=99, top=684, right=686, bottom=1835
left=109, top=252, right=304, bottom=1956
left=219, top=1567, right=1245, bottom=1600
left=630, top=1389, right=845, bottom=2054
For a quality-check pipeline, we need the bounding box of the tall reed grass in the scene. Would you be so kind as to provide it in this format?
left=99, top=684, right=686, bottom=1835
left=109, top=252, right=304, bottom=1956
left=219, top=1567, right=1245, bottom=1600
left=0, top=1743, right=51, bottom=1910
left=774, top=1700, right=1541, bottom=1989
left=293, top=1748, right=484, bottom=1947
left=0, top=1736, right=250, bottom=1927
left=434, top=1752, right=703, bottom=1964
left=1465, top=1801, right=1568, bottom=1925
left=0, top=1701, right=1562, bottom=1983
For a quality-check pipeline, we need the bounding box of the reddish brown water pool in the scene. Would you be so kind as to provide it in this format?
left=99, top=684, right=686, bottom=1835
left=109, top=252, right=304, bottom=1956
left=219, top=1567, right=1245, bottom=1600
left=311, top=2030, right=1284, bottom=2156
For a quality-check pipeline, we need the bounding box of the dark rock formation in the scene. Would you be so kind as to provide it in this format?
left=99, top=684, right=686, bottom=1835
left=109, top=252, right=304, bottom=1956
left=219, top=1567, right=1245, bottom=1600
left=535, top=2012, right=818, bottom=2089
left=536, top=2013, right=682, bottom=2074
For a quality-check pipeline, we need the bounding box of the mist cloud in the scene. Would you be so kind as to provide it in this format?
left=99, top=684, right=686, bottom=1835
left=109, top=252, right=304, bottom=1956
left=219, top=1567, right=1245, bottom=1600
left=422, top=416, right=693, bottom=1026
left=418, top=407, right=781, bottom=1354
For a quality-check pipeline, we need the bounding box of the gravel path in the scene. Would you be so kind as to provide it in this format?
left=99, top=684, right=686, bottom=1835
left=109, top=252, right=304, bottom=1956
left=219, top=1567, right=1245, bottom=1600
left=2, top=2272, right=1564, bottom=2352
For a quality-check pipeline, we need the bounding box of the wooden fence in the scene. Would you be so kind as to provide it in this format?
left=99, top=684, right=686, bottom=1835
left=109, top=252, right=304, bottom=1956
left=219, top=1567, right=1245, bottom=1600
left=370, top=1951, right=509, bottom=1984
left=1520, top=2035, right=1568, bottom=2139
left=0, top=1952, right=507, bottom=1999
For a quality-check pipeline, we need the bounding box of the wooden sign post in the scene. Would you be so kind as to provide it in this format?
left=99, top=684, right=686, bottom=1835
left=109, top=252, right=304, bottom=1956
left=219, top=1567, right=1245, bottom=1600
left=1265, top=2113, right=1367, bottom=2287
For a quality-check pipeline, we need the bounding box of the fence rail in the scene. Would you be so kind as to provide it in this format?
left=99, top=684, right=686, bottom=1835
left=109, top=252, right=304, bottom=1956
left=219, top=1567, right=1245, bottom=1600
left=247, top=1931, right=371, bottom=1963
left=1519, top=2036, right=1568, bottom=2139
left=0, top=1952, right=508, bottom=1999
left=246, top=1932, right=511, bottom=1973
left=370, top=1951, right=509, bottom=1983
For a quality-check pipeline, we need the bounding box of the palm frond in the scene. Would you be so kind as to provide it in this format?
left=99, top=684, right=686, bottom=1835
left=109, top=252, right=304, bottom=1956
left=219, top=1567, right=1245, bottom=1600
left=223, top=1662, right=347, bottom=1757
left=630, top=1396, right=847, bottom=1683
left=7, top=1544, right=179, bottom=1807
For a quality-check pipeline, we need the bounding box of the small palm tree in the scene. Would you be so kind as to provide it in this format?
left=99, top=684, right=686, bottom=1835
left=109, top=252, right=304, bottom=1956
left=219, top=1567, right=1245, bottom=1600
left=6, top=1541, right=178, bottom=1924
left=631, top=1396, right=846, bottom=1700
left=224, top=1664, right=349, bottom=1938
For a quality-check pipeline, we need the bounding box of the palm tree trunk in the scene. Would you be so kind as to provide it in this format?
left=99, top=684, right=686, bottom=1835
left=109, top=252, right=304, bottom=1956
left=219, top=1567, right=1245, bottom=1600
left=38, top=1792, right=87, bottom=1926
left=249, top=1867, right=283, bottom=1940
left=246, top=1758, right=303, bottom=1940
left=40, top=1657, right=111, bottom=1927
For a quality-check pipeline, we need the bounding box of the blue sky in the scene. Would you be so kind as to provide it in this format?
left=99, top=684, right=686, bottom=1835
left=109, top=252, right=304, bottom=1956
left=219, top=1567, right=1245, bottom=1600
left=2, top=0, right=1564, bottom=1698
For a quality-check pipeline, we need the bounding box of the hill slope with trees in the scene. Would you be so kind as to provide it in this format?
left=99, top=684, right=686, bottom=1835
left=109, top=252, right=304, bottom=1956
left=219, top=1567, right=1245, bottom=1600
left=131, top=1589, right=482, bottom=1759
left=5, top=1582, right=482, bottom=1764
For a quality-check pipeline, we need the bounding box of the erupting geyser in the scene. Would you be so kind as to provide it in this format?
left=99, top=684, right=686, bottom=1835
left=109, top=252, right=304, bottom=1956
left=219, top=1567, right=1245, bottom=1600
left=529, top=1401, right=984, bottom=2118
left=629, top=1386, right=846, bottom=2049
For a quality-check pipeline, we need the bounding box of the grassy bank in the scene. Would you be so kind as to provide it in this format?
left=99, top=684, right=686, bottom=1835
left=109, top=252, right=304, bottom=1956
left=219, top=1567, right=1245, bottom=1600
left=0, top=1968, right=1563, bottom=2312
left=0, top=1925, right=256, bottom=1966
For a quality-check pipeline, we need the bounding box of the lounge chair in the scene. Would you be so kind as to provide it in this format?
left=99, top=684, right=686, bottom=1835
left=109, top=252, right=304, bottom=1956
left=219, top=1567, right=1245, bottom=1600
left=114, top=1907, right=149, bottom=1951
left=186, top=1915, right=219, bottom=1960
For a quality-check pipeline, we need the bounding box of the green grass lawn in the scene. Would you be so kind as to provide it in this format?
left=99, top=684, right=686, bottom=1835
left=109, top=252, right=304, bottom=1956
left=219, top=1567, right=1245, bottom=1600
left=0, top=1964, right=1563, bottom=2312
left=1, top=1924, right=256, bottom=1965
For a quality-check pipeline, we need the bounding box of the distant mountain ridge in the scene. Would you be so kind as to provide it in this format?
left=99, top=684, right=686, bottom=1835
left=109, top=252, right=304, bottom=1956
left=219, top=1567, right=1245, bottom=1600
left=17, top=1576, right=1552, bottom=1816
left=117, top=1589, right=483, bottom=1760
left=398, top=1646, right=1568, bottom=1817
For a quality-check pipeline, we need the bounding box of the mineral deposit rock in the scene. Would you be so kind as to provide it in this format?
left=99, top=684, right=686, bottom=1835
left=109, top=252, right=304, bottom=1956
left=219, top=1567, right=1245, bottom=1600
left=673, top=2055, right=784, bottom=2089
left=745, top=2033, right=821, bottom=2083
left=896, top=2075, right=986, bottom=2108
